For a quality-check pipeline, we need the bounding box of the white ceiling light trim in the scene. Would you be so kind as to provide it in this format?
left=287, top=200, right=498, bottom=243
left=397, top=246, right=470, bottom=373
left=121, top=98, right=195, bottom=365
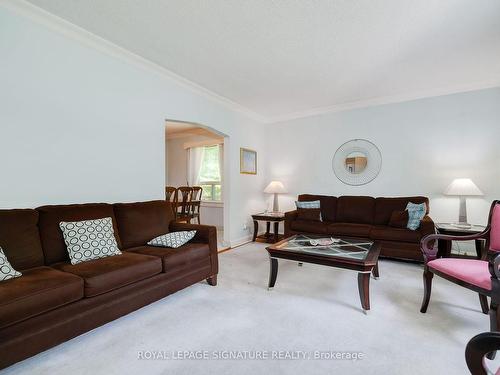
left=1, top=0, right=267, bottom=124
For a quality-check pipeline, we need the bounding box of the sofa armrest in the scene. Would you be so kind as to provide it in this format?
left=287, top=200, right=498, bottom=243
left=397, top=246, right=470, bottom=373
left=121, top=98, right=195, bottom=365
left=284, top=210, right=298, bottom=237
left=419, top=215, right=436, bottom=238
left=169, top=222, right=218, bottom=276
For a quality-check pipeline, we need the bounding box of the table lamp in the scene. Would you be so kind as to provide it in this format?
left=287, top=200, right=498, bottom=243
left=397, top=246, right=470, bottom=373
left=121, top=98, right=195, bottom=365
left=444, top=178, right=483, bottom=227
left=264, top=181, right=287, bottom=213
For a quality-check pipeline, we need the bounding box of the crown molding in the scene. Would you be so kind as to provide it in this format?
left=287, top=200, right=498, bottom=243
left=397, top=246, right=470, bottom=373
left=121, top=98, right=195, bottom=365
left=0, top=0, right=267, bottom=123
left=267, top=80, right=500, bottom=124
left=3, top=0, right=500, bottom=126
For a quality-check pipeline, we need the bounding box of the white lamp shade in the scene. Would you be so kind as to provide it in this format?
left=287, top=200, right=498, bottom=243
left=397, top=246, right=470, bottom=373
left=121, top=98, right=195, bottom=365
left=444, top=178, right=483, bottom=196
left=264, top=181, right=287, bottom=194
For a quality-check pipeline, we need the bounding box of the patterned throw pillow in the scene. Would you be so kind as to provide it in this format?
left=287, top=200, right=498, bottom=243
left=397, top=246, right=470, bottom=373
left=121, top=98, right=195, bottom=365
left=406, top=202, right=426, bottom=230
left=296, top=200, right=320, bottom=209
left=147, top=231, right=196, bottom=248
left=296, top=200, right=322, bottom=221
left=0, top=246, right=22, bottom=281
left=60, top=217, right=122, bottom=265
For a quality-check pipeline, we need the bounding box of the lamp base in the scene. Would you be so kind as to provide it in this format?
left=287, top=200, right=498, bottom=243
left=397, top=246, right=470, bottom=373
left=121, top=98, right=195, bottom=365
left=272, top=193, right=279, bottom=213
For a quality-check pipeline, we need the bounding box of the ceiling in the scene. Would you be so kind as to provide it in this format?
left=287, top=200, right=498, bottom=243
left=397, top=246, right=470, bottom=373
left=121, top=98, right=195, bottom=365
left=26, top=0, right=500, bottom=122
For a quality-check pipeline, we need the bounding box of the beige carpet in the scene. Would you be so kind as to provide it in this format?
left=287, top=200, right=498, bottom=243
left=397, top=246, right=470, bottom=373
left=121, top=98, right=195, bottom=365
left=2, top=242, right=499, bottom=375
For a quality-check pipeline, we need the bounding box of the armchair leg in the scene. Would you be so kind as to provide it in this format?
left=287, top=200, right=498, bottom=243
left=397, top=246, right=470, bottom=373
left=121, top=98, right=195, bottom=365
left=489, top=301, right=500, bottom=332
left=420, top=268, right=433, bottom=313
left=479, top=294, right=489, bottom=315
left=207, top=275, right=217, bottom=286
left=487, top=302, right=500, bottom=360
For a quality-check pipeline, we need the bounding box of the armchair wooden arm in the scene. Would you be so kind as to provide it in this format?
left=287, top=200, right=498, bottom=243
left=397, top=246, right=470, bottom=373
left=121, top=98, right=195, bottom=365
left=420, top=229, right=490, bottom=263
left=465, top=331, right=500, bottom=374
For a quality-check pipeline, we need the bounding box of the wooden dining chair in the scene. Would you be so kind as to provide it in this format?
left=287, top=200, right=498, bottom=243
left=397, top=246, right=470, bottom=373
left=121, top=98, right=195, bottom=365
left=189, top=186, right=203, bottom=224
left=175, top=186, right=193, bottom=223
left=420, top=200, right=500, bottom=333
left=165, top=186, right=177, bottom=202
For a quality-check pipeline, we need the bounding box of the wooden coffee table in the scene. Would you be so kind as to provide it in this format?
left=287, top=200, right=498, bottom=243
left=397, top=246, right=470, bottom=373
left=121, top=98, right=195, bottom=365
left=266, top=234, right=381, bottom=312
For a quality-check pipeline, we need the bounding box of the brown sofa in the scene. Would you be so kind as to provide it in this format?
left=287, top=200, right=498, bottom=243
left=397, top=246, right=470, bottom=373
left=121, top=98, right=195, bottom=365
left=285, top=194, right=435, bottom=262
left=0, top=200, right=218, bottom=369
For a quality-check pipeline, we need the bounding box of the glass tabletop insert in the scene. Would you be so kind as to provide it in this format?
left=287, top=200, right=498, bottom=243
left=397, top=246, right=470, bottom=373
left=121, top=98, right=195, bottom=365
left=275, top=235, right=373, bottom=260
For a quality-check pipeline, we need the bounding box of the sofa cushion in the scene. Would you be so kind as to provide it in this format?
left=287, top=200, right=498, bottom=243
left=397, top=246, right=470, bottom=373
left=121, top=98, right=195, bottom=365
left=298, top=194, right=337, bottom=222
left=113, top=201, right=175, bottom=249
left=52, top=252, right=161, bottom=297
left=0, top=209, right=44, bottom=270
left=0, top=266, right=83, bottom=328
left=129, top=243, right=210, bottom=274
left=374, top=196, right=428, bottom=225
left=336, top=196, right=375, bottom=224
left=370, top=226, right=421, bottom=243
left=290, top=220, right=329, bottom=234
left=37, top=203, right=122, bottom=265
left=326, top=223, right=372, bottom=238
left=60, top=217, right=122, bottom=264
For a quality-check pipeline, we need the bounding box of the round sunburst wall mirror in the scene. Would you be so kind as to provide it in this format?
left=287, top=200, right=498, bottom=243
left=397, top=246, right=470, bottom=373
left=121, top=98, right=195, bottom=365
left=332, top=139, right=382, bottom=186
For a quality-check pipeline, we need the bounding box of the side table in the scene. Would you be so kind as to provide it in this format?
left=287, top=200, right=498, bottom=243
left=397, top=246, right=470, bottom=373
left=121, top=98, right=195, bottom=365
left=251, top=212, right=285, bottom=244
left=435, top=223, right=486, bottom=259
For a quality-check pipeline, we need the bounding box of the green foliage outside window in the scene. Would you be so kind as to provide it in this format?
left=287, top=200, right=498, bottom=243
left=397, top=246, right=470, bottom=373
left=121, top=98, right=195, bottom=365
left=198, top=145, right=222, bottom=201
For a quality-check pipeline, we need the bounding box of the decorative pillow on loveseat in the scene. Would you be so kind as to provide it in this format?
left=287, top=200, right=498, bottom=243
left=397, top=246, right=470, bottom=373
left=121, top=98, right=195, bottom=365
left=0, top=246, right=22, bottom=281
left=295, top=200, right=322, bottom=221
left=406, top=202, right=427, bottom=230
left=388, top=210, right=409, bottom=228
left=59, top=217, right=122, bottom=265
left=147, top=230, right=196, bottom=248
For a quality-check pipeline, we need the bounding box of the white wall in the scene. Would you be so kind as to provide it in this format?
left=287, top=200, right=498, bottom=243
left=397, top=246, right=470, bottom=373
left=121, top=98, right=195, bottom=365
left=166, top=133, right=224, bottom=229
left=266, top=88, right=500, bottom=226
left=0, top=5, right=267, bottom=245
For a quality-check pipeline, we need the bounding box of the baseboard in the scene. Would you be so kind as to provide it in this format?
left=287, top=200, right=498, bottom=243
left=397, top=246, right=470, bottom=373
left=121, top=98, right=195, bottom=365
left=229, top=234, right=254, bottom=248
left=227, top=231, right=271, bottom=249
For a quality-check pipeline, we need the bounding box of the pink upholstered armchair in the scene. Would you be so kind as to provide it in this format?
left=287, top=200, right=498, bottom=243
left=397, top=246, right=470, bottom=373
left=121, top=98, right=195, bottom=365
left=420, top=200, right=500, bottom=333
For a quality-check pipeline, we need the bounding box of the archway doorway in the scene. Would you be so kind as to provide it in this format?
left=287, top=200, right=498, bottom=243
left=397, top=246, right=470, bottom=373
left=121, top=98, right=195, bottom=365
left=165, top=120, right=230, bottom=250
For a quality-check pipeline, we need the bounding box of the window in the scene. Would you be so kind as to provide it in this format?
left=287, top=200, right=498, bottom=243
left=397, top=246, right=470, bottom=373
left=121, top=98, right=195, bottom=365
left=198, top=145, right=222, bottom=201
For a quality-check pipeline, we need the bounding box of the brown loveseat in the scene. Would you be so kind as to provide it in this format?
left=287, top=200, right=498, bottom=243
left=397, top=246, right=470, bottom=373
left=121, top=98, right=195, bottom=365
left=0, top=200, right=218, bottom=369
left=285, top=195, right=435, bottom=261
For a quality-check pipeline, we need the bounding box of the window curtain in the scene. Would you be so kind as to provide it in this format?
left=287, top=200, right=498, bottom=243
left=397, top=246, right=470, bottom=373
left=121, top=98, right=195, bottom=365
left=187, top=146, right=205, bottom=186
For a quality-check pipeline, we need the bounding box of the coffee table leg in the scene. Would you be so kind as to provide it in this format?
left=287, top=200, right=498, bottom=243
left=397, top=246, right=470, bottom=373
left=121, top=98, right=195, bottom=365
left=268, top=257, right=278, bottom=290
left=372, top=263, right=379, bottom=279
left=358, top=272, right=371, bottom=312
left=252, top=220, right=258, bottom=242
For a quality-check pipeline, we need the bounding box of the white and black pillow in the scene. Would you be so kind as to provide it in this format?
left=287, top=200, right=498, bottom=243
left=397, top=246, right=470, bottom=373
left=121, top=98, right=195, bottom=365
left=59, top=217, right=122, bottom=265
left=147, top=231, right=196, bottom=248
left=0, top=246, right=22, bottom=281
